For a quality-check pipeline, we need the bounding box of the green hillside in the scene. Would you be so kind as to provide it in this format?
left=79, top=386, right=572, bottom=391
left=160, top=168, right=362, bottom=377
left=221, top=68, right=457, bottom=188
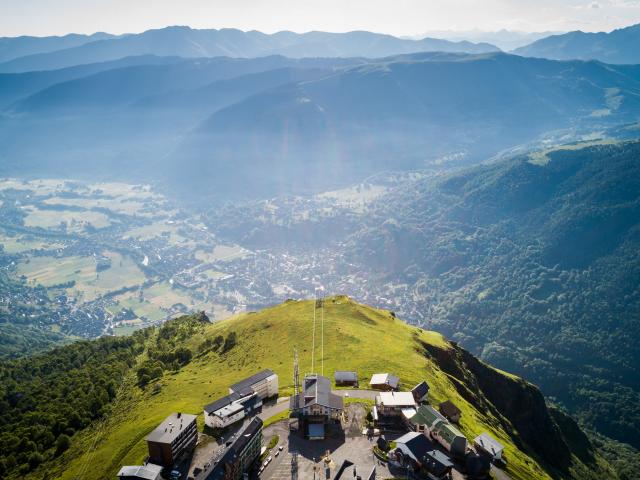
left=1, top=297, right=616, bottom=480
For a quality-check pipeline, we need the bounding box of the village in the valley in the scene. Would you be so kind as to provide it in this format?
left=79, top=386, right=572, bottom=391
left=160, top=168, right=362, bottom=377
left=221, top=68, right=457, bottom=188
left=117, top=365, right=505, bottom=480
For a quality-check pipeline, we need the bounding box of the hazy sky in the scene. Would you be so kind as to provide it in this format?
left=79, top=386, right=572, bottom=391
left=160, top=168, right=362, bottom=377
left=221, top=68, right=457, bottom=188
left=1, top=0, right=639, bottom=37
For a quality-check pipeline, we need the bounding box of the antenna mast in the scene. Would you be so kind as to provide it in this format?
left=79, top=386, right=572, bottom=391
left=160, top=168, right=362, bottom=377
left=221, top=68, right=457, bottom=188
left=293, top=348, right=300, bottom=411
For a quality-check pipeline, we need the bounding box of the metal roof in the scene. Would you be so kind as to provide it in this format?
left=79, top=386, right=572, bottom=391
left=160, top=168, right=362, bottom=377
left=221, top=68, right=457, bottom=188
left=395, top=431, right=435, bottom=462
left=290, top=374, right=343, bottom=411
left=409, top=405, right=446, bottom=428
left=145, top=412, right=197, bottom=444
left=334, top=371, right=358, bottom=382
left=369, top=373, right=399, bottom=388
left=229, top=369, right=275, bottom=394
left=377, top=391, right=416, bottom=407
left=411, top=381, right=430, bottom=399
left=117, top=464, right=162, bottom=480
left=474, top=433, right=504, bottom=455
left=204, top=392, right=241, bottom=414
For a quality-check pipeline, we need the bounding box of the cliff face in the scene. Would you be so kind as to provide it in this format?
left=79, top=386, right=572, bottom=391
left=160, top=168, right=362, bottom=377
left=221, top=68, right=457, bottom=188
left=420, top=339, right=598, bottom=475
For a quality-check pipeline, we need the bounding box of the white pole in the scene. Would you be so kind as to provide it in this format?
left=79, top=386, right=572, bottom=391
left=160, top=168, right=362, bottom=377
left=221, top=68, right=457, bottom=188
left=311, top=290, right=316, bottom=374
left=321, top=292, right=324, bottom=376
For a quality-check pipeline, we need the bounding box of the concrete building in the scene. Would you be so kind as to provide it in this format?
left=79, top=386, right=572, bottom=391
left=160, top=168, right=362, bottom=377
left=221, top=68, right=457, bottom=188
left=229, top=369, right=278, bottom=399
left=369, top=373, right=400, bottom=391
left=290, top=374, right=343, bottom=439
left=205, top=417, right=263, bottom=480
left=145, top=412, right=198, bottom=468
left=203, top=392, right=262, bottom=429
left=116, top=464, right=162, bottom=480
left=474, top=433, right=504, bottom=461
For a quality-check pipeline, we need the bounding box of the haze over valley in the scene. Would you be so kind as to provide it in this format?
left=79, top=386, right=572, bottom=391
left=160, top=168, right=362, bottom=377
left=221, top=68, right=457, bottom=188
left=1, top=6, right=640, bottom=480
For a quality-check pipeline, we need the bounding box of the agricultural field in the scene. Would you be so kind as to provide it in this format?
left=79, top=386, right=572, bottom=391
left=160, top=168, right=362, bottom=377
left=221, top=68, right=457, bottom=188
left=15, top=251, right=146, bottom=302
left=195, top=244, right=248, bottom=263
left=22, top=206, right=111, bottom=231
left=0, top=233, right=62, bottom=254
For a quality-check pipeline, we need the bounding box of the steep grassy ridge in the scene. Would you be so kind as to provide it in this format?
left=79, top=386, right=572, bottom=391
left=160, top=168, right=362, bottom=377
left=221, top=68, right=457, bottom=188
left=16, top=297, right=614, bottom=480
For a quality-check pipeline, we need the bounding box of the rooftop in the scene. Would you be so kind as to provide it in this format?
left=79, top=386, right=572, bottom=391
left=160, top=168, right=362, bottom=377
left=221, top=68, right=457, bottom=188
left=229, top=369, right=275, bottom=394
left=117, top=463, right=163, bottom=480
left=290, top=373, right=343, bottom=411
left=475, top=432, right=504, bottom=454
left=411, top=381, right=429, bottom=398
left=145, top=412, right=197, bottom=444
left=370, top=373, right=400, bottom=388
left=334, top=370, right=358, bottom=382
left=377, top=391, right=416, bottom=407
left=410, top=405, right=447, bottom=427
left=395, top=431, right=435, bottom=462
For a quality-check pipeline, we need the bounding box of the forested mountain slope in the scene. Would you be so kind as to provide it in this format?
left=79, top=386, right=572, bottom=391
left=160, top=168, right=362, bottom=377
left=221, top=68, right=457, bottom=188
left=172, top=53, right=640, bottom=200
left=347, top=140, right=640, bottom=450
left=0, top=299, right=617, bottom=480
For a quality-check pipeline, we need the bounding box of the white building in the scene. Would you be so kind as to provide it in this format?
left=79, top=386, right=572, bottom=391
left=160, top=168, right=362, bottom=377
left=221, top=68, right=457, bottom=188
left=229, top=369, right=278, bottom=399
left=369, top=373, right=400, bottom=391
left=375, top=391, right=416, bottom=416
left=203, top=392, right=261, bottom=429
left=474, top=433, right=504, bottom=461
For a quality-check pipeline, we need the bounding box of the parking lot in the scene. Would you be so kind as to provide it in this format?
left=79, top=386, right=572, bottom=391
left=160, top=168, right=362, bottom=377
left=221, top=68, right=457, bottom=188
left=259, top=403, right=393, bottom=480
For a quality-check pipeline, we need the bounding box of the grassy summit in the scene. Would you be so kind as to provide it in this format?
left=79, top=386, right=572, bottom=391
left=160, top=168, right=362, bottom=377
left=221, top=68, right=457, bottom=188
left=22, top=296, right=613, bottom=480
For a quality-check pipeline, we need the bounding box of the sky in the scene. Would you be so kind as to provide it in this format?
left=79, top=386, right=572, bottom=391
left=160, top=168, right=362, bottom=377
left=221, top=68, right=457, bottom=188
left=1, top=0, right=640, bottom=37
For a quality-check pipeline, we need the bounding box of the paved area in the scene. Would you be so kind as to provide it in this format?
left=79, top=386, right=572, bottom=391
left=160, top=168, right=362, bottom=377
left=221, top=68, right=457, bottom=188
left=260, top=414, right=393, bottom=480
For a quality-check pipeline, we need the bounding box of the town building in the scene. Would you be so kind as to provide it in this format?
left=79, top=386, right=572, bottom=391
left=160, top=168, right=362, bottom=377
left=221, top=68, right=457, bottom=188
left=205, top=417, right=263, bottom=480
left=369, top=373, right=400, bottom=391
left=145, top=412, right=198, bottom=468
left=390, top=432, right=454, bottom=479
left=229, top=369, right=278, bottom=399
left=334, top=370, right=358, bottom=387
left=411, top=381, right=430, bottom=404
left=116, top=464, right=163, bottom=480
left=203, top=391, right=262, bottom=429
left=290, top=373, right=343, bottom=439
left=474, top=433, right=504, bottom=461
left=439, top=400, right=462, bottom=423
left=375, top=391, right=416, bottom=417
left=408, top=405, right=447, bottom=435
left=432, top=422, right=468, bottom=459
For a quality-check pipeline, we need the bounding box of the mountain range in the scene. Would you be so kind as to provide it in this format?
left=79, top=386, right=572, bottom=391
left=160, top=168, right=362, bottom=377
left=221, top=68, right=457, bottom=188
left=514, top=23, right=640, bottom=64
left=2, top=51, right=640, bottom=200
left=0, top=26, right=499, bottom=73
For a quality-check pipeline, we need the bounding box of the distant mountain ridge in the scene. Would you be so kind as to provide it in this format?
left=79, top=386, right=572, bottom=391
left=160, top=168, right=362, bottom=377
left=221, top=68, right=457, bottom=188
left=514, top=23, right=640, bottom=64
left=0, top=26, right=499, bottom=73
left=0, top=32, right=116, bottom=63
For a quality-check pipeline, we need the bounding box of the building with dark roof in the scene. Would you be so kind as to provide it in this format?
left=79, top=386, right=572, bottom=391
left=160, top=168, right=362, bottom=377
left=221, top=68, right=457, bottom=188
left=203, top=417, right=263, bottom=480
left=203, top=391, right=262, bottom=429
left=439, top=400, right=462, bottom=423
left=146, top=412, right=198, bottom=468
left=117, top=463, right=162, bottom=480
left=290, top=374, right=343, bottom=439
left=391, top=432, right=454, bottom=479
left=334, top=370, right=358, bottom=386
left=229, top=369, right=278, bottom=399
left=411, top=381, right=430, bottom=403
